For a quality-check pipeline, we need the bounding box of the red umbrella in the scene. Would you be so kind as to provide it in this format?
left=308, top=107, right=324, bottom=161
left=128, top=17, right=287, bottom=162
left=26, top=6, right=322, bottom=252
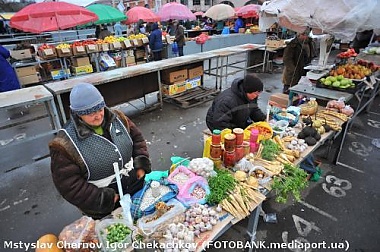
left=10, top=2, right=98, bottom=33
left=157, top=2, right=196, bottom=21
left=193, top=11, right=204, bottom=16
left=125, top=6, right=160, bottom=24
left=236, top=4, right=260, bottom=19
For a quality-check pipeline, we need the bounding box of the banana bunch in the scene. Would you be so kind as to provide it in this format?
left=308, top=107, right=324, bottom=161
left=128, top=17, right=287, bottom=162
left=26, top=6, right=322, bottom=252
left=127, top=33, right=147, bottom=40
left=315, top=114, right=342, bottom=131
left=56, top=43, right=71, bottom=49
left=103, top=36, right=118, bottom=43
left=300, top=99, right=318, bottom=116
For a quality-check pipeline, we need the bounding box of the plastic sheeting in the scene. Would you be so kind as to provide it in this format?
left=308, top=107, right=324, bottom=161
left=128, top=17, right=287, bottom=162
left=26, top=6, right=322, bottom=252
left=259, top=0, right=380, bottom=41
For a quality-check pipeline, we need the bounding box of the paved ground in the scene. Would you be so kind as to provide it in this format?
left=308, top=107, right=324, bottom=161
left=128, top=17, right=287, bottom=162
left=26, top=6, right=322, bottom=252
left=1, top=51, right=379, bottom=252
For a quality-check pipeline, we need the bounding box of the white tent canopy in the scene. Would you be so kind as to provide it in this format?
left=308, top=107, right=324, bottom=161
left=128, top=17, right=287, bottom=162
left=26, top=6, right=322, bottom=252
left=259, top=0, right=380, bottom=41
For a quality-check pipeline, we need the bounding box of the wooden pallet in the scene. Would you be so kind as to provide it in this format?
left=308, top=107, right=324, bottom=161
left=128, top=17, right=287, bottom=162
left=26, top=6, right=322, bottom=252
left=163, top=87, right=220, bottom=108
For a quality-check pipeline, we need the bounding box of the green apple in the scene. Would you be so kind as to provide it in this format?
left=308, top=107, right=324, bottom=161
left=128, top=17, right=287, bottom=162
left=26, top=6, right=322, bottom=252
left=320, top=78, right=326, bottom=83
left=337, top=75, right=344, bottom=81
left=324, top=80, right=332, bottom=86
left=329, top=77, right=337, bottom=82
left=332, top=81, right=341, bottom=87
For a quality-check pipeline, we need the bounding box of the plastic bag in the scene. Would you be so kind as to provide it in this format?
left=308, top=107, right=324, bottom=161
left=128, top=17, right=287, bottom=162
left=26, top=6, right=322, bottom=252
left=144, top=170, right=169, bottom=182
left=59, top=216, right=99, bottom=252
left=137, top=198, right=186, bottom=238
left=120, top=194, right=133, bottom=227
left=130, top=178, right=179, bottom=220
left=167, top=165, right=196, bottom=190
left=172, top=42, right=179, bottom=56
left=95, top=218, right=134, bottom=252
left=176, top=176, right=210, bottom=207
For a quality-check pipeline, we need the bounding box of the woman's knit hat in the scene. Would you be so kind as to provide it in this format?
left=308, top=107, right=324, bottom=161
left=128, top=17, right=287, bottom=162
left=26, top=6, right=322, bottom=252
left=242, top=74, right=264, bottom=93
left=69, top=83, right=105, bottom=115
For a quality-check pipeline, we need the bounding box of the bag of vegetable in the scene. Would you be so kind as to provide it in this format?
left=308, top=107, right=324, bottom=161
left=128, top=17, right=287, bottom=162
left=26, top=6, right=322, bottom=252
left=58, top=216, right=99, bottom=252
left=136, top=199, right=186, bottom=238
left=130, top=178, right=179, bottom=220
left=95, top=218, right=134, bottom=252
left=176, top=176, right=210, bottom=207
left=167, top=165, right=196, bottom=191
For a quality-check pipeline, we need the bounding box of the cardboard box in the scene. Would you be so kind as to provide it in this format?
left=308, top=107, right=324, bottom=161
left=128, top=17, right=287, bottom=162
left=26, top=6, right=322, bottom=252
left=11, top=49, right=32, bottom=60
left=265, top=39, right=286, bottom=48
left=126, top=56, right=135, bottom=64
left=51, top=69, right=71, bottom=80
left=72, top=64, right=93, bottom=75
left=186, top=77, right=201, bottom=90
left=162, top=81, right=187, bottom=96
left=18, top=74, right=39, bottom=86
left=16, top=66, right=37, bottom=77
left=56, top=48, right=72, bottom=57
left=86, top=44, right=99, bottom=53
left=38, top=48, right=57, bottom=59
left=72, top=56, right=90, bottom=67
left=72, top=46, right=86, bottom=56
left=188, top=66, right=203, bottom=79
left=161, top=69, right=188, bottom=84
left=269, top=93, right=290, bottom=108
left=135, top=49, right=146, bottom=59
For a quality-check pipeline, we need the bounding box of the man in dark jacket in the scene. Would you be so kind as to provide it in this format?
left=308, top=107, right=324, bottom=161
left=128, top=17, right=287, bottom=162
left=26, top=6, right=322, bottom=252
left=49, top=83, right=151, bottom=219
left=0, top=45, right=21, bottom=92
left=148, top=22, right=163, bottom=61
left=173, top=20, right=186, bottom=56
left=282, top=30, right=315, bottom=93
left=206, top=74, right=266, bottom=131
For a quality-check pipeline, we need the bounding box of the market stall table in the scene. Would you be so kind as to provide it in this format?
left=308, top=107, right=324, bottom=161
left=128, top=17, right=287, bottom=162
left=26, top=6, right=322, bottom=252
left=0, top=85, right=61, bottom=142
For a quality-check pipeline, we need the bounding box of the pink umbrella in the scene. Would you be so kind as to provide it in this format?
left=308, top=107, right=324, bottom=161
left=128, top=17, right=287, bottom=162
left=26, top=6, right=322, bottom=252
left=157, top=2, right=196, bottom=21
left=236, top=4, right=260, bottom=19
left=194, top=11, right=204, bottom=16
left=10, top=1, right=98, bottom=33
left=125, top=6, right=160, bottom=24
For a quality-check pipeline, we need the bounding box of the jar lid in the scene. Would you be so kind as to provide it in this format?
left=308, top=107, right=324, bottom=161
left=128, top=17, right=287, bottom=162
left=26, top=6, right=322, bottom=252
left=212, top=129, right=221, bottom=135
left=224, top=133, right=236, bottom=140
left=233, top=128, right=244, bottom=134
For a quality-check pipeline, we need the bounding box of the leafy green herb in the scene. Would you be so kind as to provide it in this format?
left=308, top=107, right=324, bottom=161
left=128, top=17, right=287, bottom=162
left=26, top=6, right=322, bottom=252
left=206, top=168, right=237, bottom=205
left=271, top=163, right=308, bottom=203
left=261, top=139, right=281, bottom=161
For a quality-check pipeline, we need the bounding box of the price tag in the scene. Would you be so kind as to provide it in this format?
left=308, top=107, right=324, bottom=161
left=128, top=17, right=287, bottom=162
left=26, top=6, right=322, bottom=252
left=132, top=39, right=138, bottom=46
left=142, top=37, right=149, bottom=44
left=44, top=48, right=54, bottom=55
left=61, top=48, right=70, bottom=53
left=124, top=40, right=132, bottom=48
left=87, top=44, right=96, bottom=51
left=76, top=46, right=85, bottom=52
left=112, top=41, right=122, bottom=49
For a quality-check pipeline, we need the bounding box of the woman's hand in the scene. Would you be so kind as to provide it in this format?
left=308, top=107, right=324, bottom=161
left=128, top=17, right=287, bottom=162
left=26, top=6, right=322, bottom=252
left=136, top=169, right=145, bottom=179
left=114, top=194, right=120, bottom=203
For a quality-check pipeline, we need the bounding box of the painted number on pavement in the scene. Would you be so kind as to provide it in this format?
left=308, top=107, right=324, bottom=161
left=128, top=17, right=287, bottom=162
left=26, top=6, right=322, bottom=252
left=322, top=175, right=352, bottom=198
left=348, top=142, right=372, bottom=157
left=281, top=215, right=321, bottom=252
left=367, top=119, right=380, bottom=128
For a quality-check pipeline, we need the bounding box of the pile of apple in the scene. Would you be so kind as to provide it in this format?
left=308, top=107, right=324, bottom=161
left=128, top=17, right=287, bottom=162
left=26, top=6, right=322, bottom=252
left=357, top=59, right=379, bottom=72
left=319, top=75, right=355, bottom=89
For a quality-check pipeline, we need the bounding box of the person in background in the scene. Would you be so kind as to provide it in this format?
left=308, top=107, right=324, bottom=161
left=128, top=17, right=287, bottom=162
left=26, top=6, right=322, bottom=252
left=206, top=74, right=266, bottom=131
left=49, top=83, right=151, bottom=219
left=0, top=44, right=21, bottom=92
left=148, top=22, right=163, bottom=61
left=282, top=29, right=315, bottom=94
left=352, top=30, right=374, bottom=53
left=139, top=23, right=146, bottom=34
left=113, top=22, right=123, bottom=36
left=98, top=25, right=112, bottom=39
left=95, top=25, right=102, bottom=39
left=126, top=24, right=135, bottom=36
left=216, top=20, right=225, bottom=34
left=173, top=20, right=186, bottom=57
left=166, top=20, right=175, bottom=36
left=234, top=15, right=245, bottom=33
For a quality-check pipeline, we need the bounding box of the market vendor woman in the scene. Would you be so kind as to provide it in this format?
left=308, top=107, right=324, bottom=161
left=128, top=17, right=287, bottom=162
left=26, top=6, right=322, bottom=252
left=49, top=83, right=151, bottom=219
left=206, top=74, right=266, bottom=131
